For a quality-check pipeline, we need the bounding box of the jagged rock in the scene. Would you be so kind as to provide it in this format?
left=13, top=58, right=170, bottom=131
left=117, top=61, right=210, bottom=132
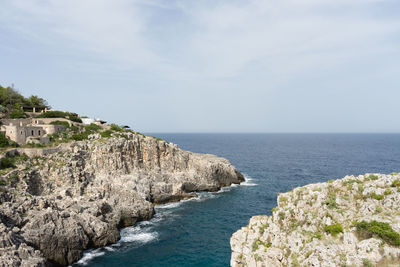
left=0, top=133, right=244, bottom=266
left=231, top=173, right=400, bottom=267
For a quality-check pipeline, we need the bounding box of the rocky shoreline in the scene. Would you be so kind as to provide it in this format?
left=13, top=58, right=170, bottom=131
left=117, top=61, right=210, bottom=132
left=231, top=173, right=400, bottom=267
left=0, top=132, right=244, bottom=266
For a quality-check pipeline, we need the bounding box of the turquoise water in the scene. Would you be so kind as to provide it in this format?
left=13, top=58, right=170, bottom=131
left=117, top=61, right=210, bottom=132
left=76, top=134, right=400, bottom=267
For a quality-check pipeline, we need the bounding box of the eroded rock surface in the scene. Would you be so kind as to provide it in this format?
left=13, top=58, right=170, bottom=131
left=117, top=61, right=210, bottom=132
left=231, top=173, right=400, bottom=267
left=0, top=133, right=244, bottom=266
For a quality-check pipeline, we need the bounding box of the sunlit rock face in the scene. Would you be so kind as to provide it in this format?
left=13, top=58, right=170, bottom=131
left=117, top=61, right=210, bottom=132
left=231, top=173, right=400, bottom=267
left=0, top=133, right=244, bottom=266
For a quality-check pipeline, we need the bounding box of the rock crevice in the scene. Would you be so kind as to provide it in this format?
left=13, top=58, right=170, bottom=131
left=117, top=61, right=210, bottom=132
left=231, top=173, right=400, bottom=267
left=0, top=133, right=244, bottom=266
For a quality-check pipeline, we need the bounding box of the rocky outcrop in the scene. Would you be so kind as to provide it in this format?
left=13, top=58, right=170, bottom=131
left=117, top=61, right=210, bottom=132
left=0, top=133, right=244, bottom=266
left=231, top=173, right=400, bottom=267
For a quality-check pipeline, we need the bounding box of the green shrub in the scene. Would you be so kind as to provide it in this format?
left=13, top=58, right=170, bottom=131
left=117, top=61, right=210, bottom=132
left=251, top=240, right=259, bottom=251
left=371, top=192, right=384, bottom=200
left=0, top=157, right=15, bottom=169
left=25, top=143, right=45, bottom=148
left=392, top=179, right=400, bottom=187
left=358, top=184, right=364, bottom=193
left=118, top=134, right=129, bottom=140
left=85, top=123, right=101, bottom=132
left=71, top=132, right=90, bottom=141
left=69, top=115, right=82, bottom=123
left=362, top=258, right=373, bottom=267
left=100, top=130, right=113, bottom=138
left=37, top=111, right=68, bottom=118
left=324, top=224, right=343, bottom=236
left=324, top=193, right=338, bottom=209
left=110, top=124, right=123, bottom=132
left=38, top=111, right=82, bottom=123
left=50, top=121, right=70, bottom=128
left=0, top=133, right=9, bottom=147
left=367, top=174, right=379, bottom=181
left=384, top=189, right=393, bottom=195
left=10, top=110, right=27, bottom=118
left=355, top=220, right=400, bottom=246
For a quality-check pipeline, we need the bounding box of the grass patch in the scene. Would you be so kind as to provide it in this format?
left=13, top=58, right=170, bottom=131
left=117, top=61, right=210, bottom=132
left=355, top=220, right=400, bottom=246
left=252, top=239, right=271, bottom=252
left=362, top=258, right=373, bottom=267
left=324, top=223, right=343, bottom=236
left=392, top=179, right=400, bottom=187
left=384, top=189, right=393, bottom=195
left=371, top=192, right=384, bottom=200
left=324, top=192, right=338, bottom=209
left=100, top=130, right=113, bottom=138
left=84, top=123, right=101, bottom=132
left=110, top=124, right=124, bottom=132
left=367, top=174, right=379, bottom=181
left=342, top=179, right=362, bottom=185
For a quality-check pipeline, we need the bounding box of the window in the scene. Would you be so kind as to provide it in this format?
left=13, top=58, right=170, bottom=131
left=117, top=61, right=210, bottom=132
left=21, top=131, right=23, bottom=135
left=38, top=130, right=41, bottom=136
left=31, top=130, right=34, bottom=136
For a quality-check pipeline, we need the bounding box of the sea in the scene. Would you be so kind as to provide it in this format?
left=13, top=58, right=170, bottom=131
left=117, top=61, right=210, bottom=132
left=73, top=133, right=400, bottom=267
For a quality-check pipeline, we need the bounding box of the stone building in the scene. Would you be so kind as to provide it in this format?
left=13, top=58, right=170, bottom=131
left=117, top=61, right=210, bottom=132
left=0, top=118, right=70, bottom=145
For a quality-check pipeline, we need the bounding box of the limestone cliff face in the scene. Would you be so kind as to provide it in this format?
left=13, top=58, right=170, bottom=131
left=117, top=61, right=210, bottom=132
left=0, top=133, right=244, bottom=266
left=231, top=173, right=400, bottom=267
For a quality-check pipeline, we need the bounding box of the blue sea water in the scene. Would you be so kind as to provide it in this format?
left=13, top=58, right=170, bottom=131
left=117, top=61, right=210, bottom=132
left=76, top=134, right=400, bottom=267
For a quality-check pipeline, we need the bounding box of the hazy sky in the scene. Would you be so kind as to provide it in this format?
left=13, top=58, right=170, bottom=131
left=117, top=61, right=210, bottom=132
left=1, top=0, right=399, bottom=133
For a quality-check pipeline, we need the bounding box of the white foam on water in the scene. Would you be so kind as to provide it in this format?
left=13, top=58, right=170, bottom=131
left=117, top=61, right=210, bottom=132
left=119, top=226, right=158, bottom=244
left=120, top=231, right=158, bottom=243
left=75, top=249, right=105, bottom=266
left=241, top=175, right=258, bottom=186
left=74, top=174, right=248, bottom=266
left=217, top=186, right=232, bottom=193
left=156, top=201, right=182, bottom=209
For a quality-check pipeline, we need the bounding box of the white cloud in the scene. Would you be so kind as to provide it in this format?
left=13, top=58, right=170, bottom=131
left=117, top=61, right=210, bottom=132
left=0, top=0, right=160, bottom=71
left=1, top=0, right=399, bottom=80
left=1, top=0, right=400, bottom=132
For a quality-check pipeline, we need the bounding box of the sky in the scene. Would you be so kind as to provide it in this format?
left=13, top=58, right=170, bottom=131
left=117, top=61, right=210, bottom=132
left=0, top=0, right=400, bottom=133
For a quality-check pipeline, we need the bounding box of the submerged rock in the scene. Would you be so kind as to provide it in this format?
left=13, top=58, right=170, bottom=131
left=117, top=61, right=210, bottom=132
left=231, top=173, right=400, bottom=267
left=0, top=133, right=244, bottom=266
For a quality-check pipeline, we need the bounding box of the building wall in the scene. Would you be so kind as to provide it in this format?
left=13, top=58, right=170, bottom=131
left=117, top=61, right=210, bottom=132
left=40, top=124, right=66, bottom=135
left=1, top=118, right=32, bottom=127
left=1, top=118, right=72, bottom=145
left=82, top=118, right=95, bottom=125
left=34, top=118, right=73, bottom=126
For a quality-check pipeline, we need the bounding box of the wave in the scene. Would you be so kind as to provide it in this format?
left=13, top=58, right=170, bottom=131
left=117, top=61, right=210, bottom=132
left=241, top=175, right=258, bottom=186
left=75, top=175, right=253, bottom=265
left=156, top=201, right=182, bottom=209
left=120, top=226, right=159, bottom=244
left=75, top=248, right=105, bottom=266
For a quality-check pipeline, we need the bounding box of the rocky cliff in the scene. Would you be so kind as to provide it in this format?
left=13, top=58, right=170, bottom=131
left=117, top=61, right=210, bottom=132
left=231, top=173, right=400, bottom=267
left=0, top=132, right=244, bottom=266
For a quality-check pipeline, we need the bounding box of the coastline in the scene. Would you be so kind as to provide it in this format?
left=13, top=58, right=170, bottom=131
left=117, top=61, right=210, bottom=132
left=0, top=133, right=244, bottom=266
left=231, top=172, right=400, bottom=266
left=74, top=175, right=254, bottom=266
